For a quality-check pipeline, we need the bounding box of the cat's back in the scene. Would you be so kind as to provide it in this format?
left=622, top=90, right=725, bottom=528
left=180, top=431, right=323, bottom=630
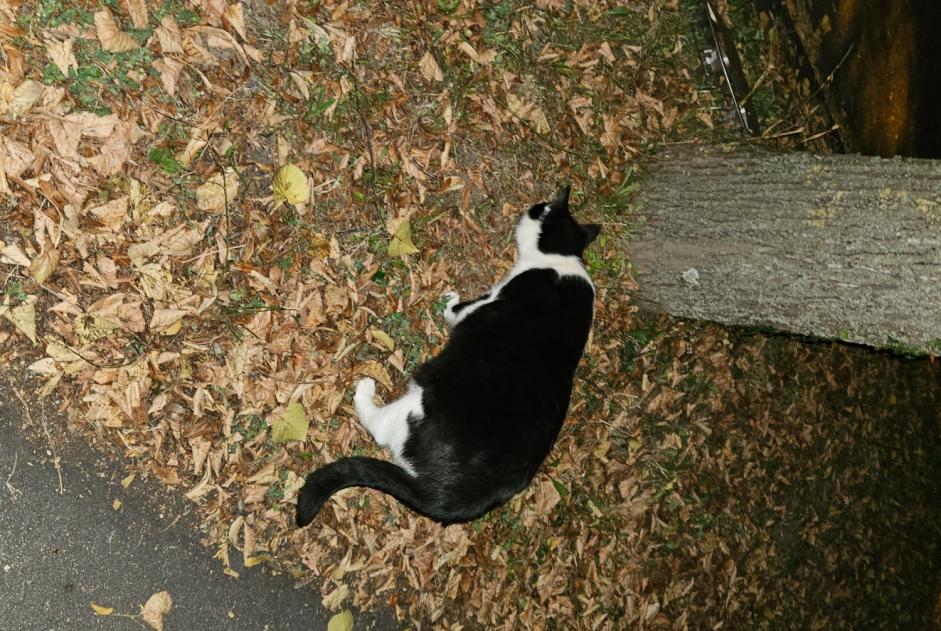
left=417, top=266, right=594, bottom=393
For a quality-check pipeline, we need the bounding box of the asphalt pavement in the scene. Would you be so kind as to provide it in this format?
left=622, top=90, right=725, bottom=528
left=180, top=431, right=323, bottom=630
left=0, top=379, right=399, bottom=631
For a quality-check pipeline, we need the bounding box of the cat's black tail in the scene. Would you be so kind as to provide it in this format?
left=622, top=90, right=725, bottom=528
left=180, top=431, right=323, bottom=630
left=296, top=457, right=437, bottom=527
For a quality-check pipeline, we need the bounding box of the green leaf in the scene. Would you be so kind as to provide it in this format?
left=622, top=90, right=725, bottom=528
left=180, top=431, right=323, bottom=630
left=327, top=610, right=354, bottom=631
left=148, top=147, right=182, bottom=175
left=270, top=401, right=309, bottom=444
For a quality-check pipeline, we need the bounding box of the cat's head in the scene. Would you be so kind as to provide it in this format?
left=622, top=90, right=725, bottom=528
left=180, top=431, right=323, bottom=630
left=517, top=186, right=601, bottom=259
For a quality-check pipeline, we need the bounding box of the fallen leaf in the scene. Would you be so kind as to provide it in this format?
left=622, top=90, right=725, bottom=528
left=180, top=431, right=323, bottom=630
left=327, top=610, right=354, bottom=631
left=112, top=498, right=122, bottom=510
left=45, top=38, right=78, bottom=77
left=222, top=3, right=247, bottom=41
left=123, top=0, right=148, bottom=29
left=322, top=583, right=349, bottom=610
left=270, top=401, right=308, bottom=444
left=243, top=555, right=270, bottom=568
left=28, top=249, right=59, bottom=284
left=88, top=197, right=129, bottom=231
left=359, top=361, right=393, bottom=391
left=196, top=168, right=239, bottom=212
left=388, top=218, right=418, bottom=257
left=90, top=603, right=114, bottom=616
left=1, top=241, right=31, bottom=266
left=369, top=328, right=395, bottom=351
left=2, top=296, right=38, bottom=344
left=272, top=163, right=309, bottom=205
left=141, top=591, right=172, bottom=631
left=95, top=8, right=138, bottom=53
left=155, top=15, right=183, bottom=55
left=9, top=80, right=45, bottom=116
left=419, top=51, right=444, bottom=82
left=149, top=308, right=187, bottom=335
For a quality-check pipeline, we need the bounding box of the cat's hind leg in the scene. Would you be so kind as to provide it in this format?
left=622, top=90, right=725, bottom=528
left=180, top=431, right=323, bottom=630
left=353, top=377, right=420, bottom=475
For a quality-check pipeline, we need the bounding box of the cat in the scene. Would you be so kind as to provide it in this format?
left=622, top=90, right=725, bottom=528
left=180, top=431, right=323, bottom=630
left=296, top=186, right=600, bottom=527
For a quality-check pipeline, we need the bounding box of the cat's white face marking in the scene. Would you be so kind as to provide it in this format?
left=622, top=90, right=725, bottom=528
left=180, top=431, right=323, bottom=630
left=354, top=378, right=421, bottom=476
left=515, top=209, right=544, bottom=262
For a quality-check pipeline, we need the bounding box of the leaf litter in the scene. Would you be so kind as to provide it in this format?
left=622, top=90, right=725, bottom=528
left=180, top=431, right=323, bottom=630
left=0, top=0, right=938, bottom=629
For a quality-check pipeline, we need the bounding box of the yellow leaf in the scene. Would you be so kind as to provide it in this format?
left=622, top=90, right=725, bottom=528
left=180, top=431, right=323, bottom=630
left=272, top=164, right=309, bottom=205
left=308, top=232, right=331, bottom=259
left=90, top=603, right=114, bottom=616
left=95, top=9, right=139, bottom=53
left=28, top=249, right=59, bottom=284
left=388, top=218, right=419, bottom=257
left=243, top=555, right=270, bottom=568
left=121, top=473, right=136, bottom=489
left=327, top=610, right=354, bottom=631
left=141, top=591, right=172, bottom=631
left=369, top=328, right=395, bottom=351
left=270, top=401, right=308, bottom=444
left=112, top=498, right=122, bottom=510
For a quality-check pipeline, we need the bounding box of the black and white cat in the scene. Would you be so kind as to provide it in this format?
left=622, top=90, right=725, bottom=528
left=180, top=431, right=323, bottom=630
left=296, top=187, right=600, bottom=527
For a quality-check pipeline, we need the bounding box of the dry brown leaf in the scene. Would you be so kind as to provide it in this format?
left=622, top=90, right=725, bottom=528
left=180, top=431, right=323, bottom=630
left=359, top=361, right=393, bottom=391
left=28, top=249, right=59, bottom=284
left=1, top=296, right=37, bottom=344
left=1, top=241, right=31, bottom=266
left=155, top=15, right=183, bottom=54
left=94, top=8, right=138, bottom=53
left=88, top=197, right=129, bottom=231
left=153, top=56, right=184, bottom=96
left=141, top=591, right=172, bottom=631
left=184, top=25, right=248, bottom=66
left=45, top=37, right=77, bottom=77
left=222, top=2, right=247, bottom=41
left=6, top=79, right=44, bottom=116
left=149, top=308, right=187, bottom=335
left=322, top=583, right=349, bottom=611
left=418, top=51, right=443, bottom=82
left=196, top=168, right=239, bottom=212
left=123, top=0, right=148, bottom=29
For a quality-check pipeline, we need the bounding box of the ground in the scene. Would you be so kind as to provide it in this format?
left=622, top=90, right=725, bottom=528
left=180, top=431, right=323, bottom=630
left=0, top=0, right=938, bottom=629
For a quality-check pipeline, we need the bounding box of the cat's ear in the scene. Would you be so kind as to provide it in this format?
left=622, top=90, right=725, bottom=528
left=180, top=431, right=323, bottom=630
left=552, top=185, right=571, bottom=209
left=581, top=223, right=601, bottom=247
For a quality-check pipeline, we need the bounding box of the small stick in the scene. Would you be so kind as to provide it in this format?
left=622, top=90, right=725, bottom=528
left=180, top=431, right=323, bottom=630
left=13, top=388, right=64, bottom=494
left=5, top=453, right=20, bottom=500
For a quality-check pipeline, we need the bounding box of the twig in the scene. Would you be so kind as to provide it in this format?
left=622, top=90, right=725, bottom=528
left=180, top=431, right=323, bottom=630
left=335, top=61, right=382, bottom=219
left=807, top=44, right=854, bottom=102
left=5, top=453, right=20, bottom=501
left=798, top=123, right=841, bottom=146
left=13, top=387, right=63, bottom=494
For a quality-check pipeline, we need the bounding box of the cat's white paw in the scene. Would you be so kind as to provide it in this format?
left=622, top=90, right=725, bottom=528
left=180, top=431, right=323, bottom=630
left=355, top=377, right=376, bottom=402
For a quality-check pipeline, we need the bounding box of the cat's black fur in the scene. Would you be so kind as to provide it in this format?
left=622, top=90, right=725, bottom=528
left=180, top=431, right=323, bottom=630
left=296, top=187, right=599, bottom=526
